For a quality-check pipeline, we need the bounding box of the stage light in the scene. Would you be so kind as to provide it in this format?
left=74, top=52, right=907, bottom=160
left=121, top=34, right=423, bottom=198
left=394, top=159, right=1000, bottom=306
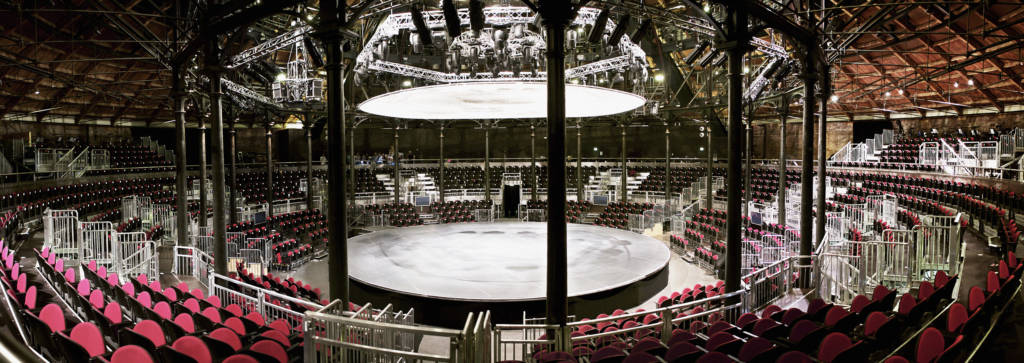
left=884, top=91, right=891, bottom=97
left=469, top=0, right=485, bottom=33
left=410, top=7, right=433, bottom=46
left=307, top=14, right=314, bottom=21
left=898, top=88, right=904, bottom=95
left=953, top=81, right=959, bottom=88
left=830, top=94, right=839, bottom=102
left=588, top=9, right=610, bottom=44
left=697, top=48, right=719, bottom=67
left=703, top=3, right=711, bottom=12
left=684, top=40, right=711, bottom=65
left=34, top=90, right=39, bottom=95
left=654, top=73, right=665, bottom=82
left=700, top=147, right=705, bottom=151
left=743, top=65, right=750, bottom=74
left=608, top=14, right=631, bottom=47
left=630, top=18, right=652, bottom=44
left=402, top=79, right=412, bottom=87
left=275, top=72, right=286, bottom=81
left=290, top=20, right=296, bottom=26
left=594, top=147, right=599, bottom=151
left=441, top=0, right=461, bottom=38
left=968, top=78, right=974, bottom=86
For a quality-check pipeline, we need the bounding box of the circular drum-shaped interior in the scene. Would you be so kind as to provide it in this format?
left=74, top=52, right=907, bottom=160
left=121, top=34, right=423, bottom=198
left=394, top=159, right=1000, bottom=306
left=357, top=81, right=646, bottom=120
left=348, top=222, right=671, bottom=301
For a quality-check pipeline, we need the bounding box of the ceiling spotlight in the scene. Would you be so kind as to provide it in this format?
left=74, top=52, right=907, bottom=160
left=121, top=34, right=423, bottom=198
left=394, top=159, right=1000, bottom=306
left=703, top=3, right=711, bottom=12
left=884, top=91, right=891, bottom=97
left=654, top=73, right=665, bottom=82
left=593, top=147, right=599, bottom=151
left=830, top=94, right=839, bottom=103
left=275, top=72, right=286, bottom=81
left=898, top=88, right=904, bottom=95
left=441, top=0, right=461, bottom=38
left=402, top=79, right=412, bottom=87
left=589, top=8, right=610, bottom=44
left=968, top=79, right=974, bottom=86
left=306, top=14, right=314, bottom=21
left=742, top=66, right=750, bottom=74
left=953, top=81, right=959, bottom=88
left=34, top=90, right=40, bottom=95
left=290, top=20, right=296, bottom=26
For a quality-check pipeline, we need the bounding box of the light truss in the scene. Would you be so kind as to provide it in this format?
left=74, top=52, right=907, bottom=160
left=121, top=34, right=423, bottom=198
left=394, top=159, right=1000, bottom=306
left=221, top=78, right=280, bottom=108
left=228, top=25, right=312, bottom=69
left=368, top=61, right=547, bottom=82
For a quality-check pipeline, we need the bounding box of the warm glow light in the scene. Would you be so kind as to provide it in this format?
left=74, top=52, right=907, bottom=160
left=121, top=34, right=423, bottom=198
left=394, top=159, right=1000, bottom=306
left=968, top=79, right=974, bottom=86
left=401, top=80, right=412, bottom=87
left=275, top=73, right=287, bottom=81
left=898, top=89, right=904, bottom=95
left=830, top=94, right=839, bottom=102
left=884, top=91, right=891, bottom=97
left=654, top=73, right=665, bottom=82
left=358, top=82, right=646, bottom=120
left=953, top=81, right=959, bottom=88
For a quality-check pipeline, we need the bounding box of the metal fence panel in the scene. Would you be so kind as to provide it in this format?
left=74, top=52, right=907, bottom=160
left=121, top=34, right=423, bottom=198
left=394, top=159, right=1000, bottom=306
left=44, top=209, right=80, bottom=263
left=81, top=221, right=115, bottom=268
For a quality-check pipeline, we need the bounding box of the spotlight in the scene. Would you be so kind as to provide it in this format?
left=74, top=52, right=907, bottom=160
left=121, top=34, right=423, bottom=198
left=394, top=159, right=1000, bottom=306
left=34, top=90, right=39, bottom=95
left=743, top=65, right=750, bottom=74
left=402, top=79, right=412, bottom=87
left=898, top=88, right=904, bottom=95
left=303, top=37, right=324, bottom=68
left=608, top=14, right=631, bottom=47
left=307, top=14, right=314, bottom=21
left=654, top=73, right=665, bottom=82
left=830, top=94, right=839, bottom=102
left=588, top=8, right=610, bottom=44
left=968, top=78, right=974, bottom=86
left=684, top=40, right=711, bottom=65
left=469, top=0, right=485, bottom=33
left=410, top=7, right=432, bottom=46
left=275, top=72, right=286, bottom=81
left=441, top=0, right=461, bottom=38
left=290, top=20, right=296, bottom=26
left=884, top=91, right=891, bottom=97
left=953, top=81, right=959, bottom=88
left=703, top=3, right=711, bottom=12
left=630, top=19, right=652, bottom=44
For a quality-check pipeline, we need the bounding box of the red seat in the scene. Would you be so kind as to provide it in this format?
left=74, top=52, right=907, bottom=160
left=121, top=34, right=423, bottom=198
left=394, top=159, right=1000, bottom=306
left=110, top=345, right=154, bottom=363
left=817, top=332, right=852, bottom=363
left=68, top=322, right=106, bottom=358
left=171, top=336, right=212, bottom=363
left=248, top=339, right=288, bottom=363
left=209, top=327, right=243, bottom=351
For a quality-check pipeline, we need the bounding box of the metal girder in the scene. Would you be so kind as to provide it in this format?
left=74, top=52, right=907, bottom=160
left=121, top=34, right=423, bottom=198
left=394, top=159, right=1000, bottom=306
left=974, top=10, right=1024, bottom=92
left=227, top=25, right=312, bottom=69
left=221, top=78, right=281, bottom=108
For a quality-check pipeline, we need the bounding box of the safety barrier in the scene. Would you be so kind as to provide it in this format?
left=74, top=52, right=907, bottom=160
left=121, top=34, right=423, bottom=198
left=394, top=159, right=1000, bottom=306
left=121, top=195, right=152, bottom=224
left=918, top=214, right=963, bottom=275
left=172, top=246, right=212, bottom=288
left=867, top=194, right=898, bottom=225
left=81, top=221, right=115, bottom=267
left=209, top=273, right=320, bottom=331
left=116, top=233, right=157, bottom=282
left=303, top=302, right=476, bottom=363
left=743, top=256, right=800, bottom=311
left=43, top=209, right=80, bottom=263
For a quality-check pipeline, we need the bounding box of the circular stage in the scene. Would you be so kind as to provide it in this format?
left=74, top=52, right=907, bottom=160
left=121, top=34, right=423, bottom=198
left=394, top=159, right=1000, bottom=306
left=348, top=222, right=671, bottom=326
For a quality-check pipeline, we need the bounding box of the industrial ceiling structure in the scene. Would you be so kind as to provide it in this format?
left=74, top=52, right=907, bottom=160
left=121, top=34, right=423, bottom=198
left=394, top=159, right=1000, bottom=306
left=1, top=0, right=1023, bottom=127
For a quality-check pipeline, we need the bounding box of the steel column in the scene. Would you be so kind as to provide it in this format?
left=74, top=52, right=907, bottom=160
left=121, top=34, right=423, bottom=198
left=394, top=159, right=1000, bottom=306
left=439, top=127, right=445, bottom=202
left=198, top=115, right=208, bottom=227
left=777, top=102, right=788, bottom=226
left=723, top=6, right=749, bottom=298
left=316, top=0, right=348, bottom=303
left=530, top=124, right=537, bottom=202
left=540, top=8, right=569, bottom=332
left=266, top=126, right=274, bottom=217
left=394, top=128, right=400, bottom=204
left=349, top=126, right=355, bottom=205
left=484, top=125, right=491, bottom=202
left=620, top=125, right=627, bottom=203
left=206, top=41, right=228, bottom=276
left=799, top=59, right=818, bottom=284
left=706, top=126, right=712, bottom=207
left=305, top=116, right=314, bottom=211
left=172, top=68, right=188, bottom=247
left=815, top=68, right=830, bottom=247
left=229, top=126, right=237, bottom=224
left=665, top=125, right=671, bottom=210
left=576, top=122, right=583, bottom=201
left=744, top=122, right=752, bottom=216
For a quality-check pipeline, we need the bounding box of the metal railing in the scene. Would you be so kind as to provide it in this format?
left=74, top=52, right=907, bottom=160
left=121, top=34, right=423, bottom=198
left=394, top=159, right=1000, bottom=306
left=209, top=273, right=321, bottom=329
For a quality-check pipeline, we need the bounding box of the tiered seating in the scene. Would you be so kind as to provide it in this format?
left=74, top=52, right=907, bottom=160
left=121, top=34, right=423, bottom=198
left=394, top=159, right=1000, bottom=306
left=271, top=239, right=312, bottom=270
left=365, top=202, right=423, bottom=227
left=351, top=169, right=386, bottom=193
left=0, top=177, right=173, bottom=220
left=593, top=202, right=655, bottom=229
left=525, top=200, right=592, bottom=223
left=236, top=265, right=324, bottom=305
left=235, top=170, right=307, bottom=204
left=19, top=245, right=304, bottom=363
left=105, top=141, right=172, bottom=169
left=634, top=167, right=707, bottom=192
left=430, top=200, right=491, bottom=223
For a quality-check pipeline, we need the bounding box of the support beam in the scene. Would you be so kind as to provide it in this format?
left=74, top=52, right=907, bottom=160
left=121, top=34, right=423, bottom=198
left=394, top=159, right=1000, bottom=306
left=744, top=120, right=751, bottom=217
left=664, top=125, right=671, bottom=211
left=316, top=0, right=349, bottom=304
left=229, top=126, right=237, bottom=224
left=439, top=127, right=446, bottom=202
left=815, top=68, right=829, bottom=249
left=394, top=127, right=401, bottom=204
left=198, top=115, right=209, bottom=227
left=723, top=5, right=749, bottom=300
left=576, top=121, right=583, bottom=202
left=172, top=67, right=188, bottom=248
left=484, top=124, right=491, bottom=202
left=530, top=124, right=537, bottom=202
left=349, top=126, right=356, bottom=206
left=620, top=124, right=627, bottom=203
left=305, top=118, right=314, bottom=211
left=206, top=40, right=228, bottom=276
left=706, top=124, right=712, bottom=207
left=777, top=98, right=789, bottom=226
left=799, top=58, right=817, bottom=287
left=266, top=125, right=274, bottom=218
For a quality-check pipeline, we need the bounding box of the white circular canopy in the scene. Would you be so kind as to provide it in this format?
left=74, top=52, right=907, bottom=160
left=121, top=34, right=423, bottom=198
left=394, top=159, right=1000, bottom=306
left=357, top=81, right=646, bottom=120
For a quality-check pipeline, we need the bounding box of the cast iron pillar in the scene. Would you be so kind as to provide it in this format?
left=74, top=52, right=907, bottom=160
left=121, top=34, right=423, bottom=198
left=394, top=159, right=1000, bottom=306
left=665, top=125, right=671, bottom=210
left=305, top=116, right=314, bottom=211
left=815, top=67, right=830, bottom=248
left=265, top=125, right=274, bottom=218
left=198, top=115, right=208, bottom=227
left=229, top=126, right=238, bottom=224
left=799, top=57, right=818, bottom=284
left=439, top=127, right=446, bottom=202
left=723, top=5, right=749, bottom=298
left=316, top=0, right=348, bottom=303
left=205, top=40, right=228, bottom=276
left=530, top=124, right=537, bottom=202
left=349, top=126, right=356, bottom=205
left=576, top=121, right=583, bottom=202
left=393, top=127, right=401, bottom=204
left=537, top=0, right=571, bottom=336
left=777, top=97, right=789, bottom=226
left=706, top=125, right=713, bottom=207
left=620, top=124, right=627, bottom=203
left=172, top=67, right=188, bottom=247
left=484, top=123, right=491, bottom=202
left=744, top=121, right=752, bottom=216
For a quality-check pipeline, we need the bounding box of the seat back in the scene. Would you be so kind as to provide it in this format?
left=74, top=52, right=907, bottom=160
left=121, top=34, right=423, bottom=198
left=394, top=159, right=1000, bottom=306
left=69, top=322, right=105, bottom=357
left=39, top=303, right=66, bottom=332
left=171, top=336, right=212, bottom=363
left=916, top=327, right=944, bottom=363
left=249, top=340, right=287, bottom=363
left=818, top=332, right=853, bottom=363
left=110, top=345, right=154, bottom=363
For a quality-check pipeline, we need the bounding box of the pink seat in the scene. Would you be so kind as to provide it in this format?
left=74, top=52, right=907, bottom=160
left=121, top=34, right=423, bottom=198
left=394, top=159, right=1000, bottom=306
left=208, top=327, right=242, bottom=351
left=136, top=291, right=152, bottom=309
left=177, top=282, right=190, bottom=293
left=223, top=355, right=259, bottom=363
left=201, top=307, right=222, bottom=324
left=148, top=280, right=161, bottom=292
left=153, top=301, right=172, bottom=320
left=110, top=345, right=154, bottom=363
left=224, top=317, right=246, bottom=335
left=39, top=303, right=66, bottom=333
left=190, top=288, right=205, bottom=299
left=97, top=266, right=107, bottom=279
left=174, top=313, right=195, bottom=333
left=205, top=295, right=222, bottom=308
left=69, top=322, right=106, bottom=357
left=77, top=279, right=91, bottom=297
left=132, top=320, right=166, bottom=347
left=41, top=246, right=50, bottom=259
left=136, top=273, right=148, bottom=286
left=88, top=260, right=97, bottom=272
left=54, top=259, right=64, bottom=273
left=104, top=302, right=123, bottom=324
left=24, top=285, right=37, bottom=310
left=64, top=267, right=76, bottom=283
left=184, top=298, right=201, bottom=313
left=225, top=304, right=243, bottom=317
left=89, top=289, right=105, bottom=309
left=250, top=339, right=287, bottom=363
left=268, top=319, right=290, bottom=335
left=122, top=281, right=136, bottom=298
left=171, top=336, right=212, bottom=363
left=260, top=330, right=290, bottom=348
left=245, top=311, right=265, bottom=326
left=107, top=273, right=119, bottom=287
left=163, top=287, right=178, bottom=301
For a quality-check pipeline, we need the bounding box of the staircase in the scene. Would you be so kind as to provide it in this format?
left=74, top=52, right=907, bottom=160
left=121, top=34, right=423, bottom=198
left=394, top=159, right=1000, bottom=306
left=584, top=168, right=650, bottom=201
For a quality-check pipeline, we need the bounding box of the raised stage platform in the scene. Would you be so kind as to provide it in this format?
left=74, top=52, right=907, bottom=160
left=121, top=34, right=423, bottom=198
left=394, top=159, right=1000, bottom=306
left=347, top=222, right=671, bottom=327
